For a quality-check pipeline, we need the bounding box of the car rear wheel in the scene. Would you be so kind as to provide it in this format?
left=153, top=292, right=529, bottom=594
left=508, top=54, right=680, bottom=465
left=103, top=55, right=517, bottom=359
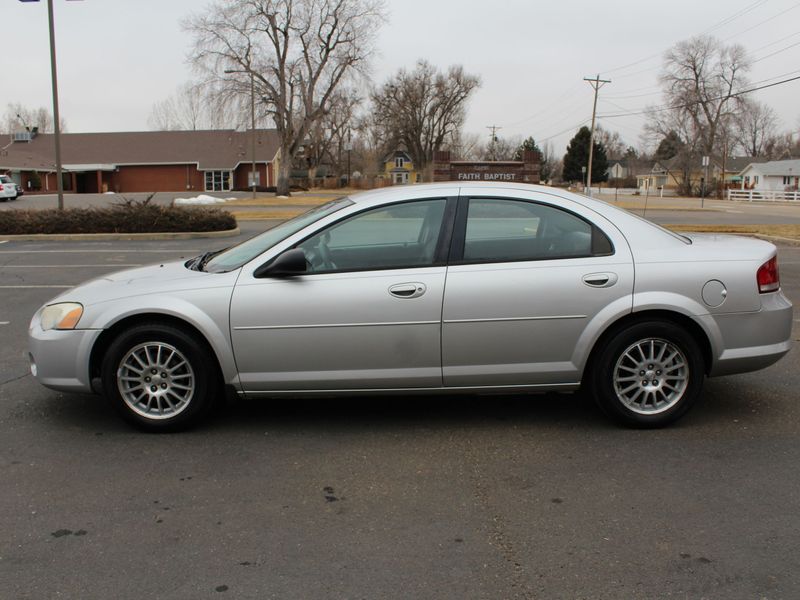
left=101, top=323, right=219, bottom=431
left=590, top=320, right=705, bottom=428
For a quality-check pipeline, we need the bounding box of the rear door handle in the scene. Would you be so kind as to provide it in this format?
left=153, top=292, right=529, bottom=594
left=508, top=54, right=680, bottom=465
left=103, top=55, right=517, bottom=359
left=389, top=283, right=426, bottom=299
left=582, top=272, right=618, bottom=288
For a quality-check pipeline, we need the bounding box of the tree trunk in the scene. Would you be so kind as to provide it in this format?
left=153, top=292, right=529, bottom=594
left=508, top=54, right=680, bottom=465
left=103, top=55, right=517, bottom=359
left=277, top=147, right=292, bottom=196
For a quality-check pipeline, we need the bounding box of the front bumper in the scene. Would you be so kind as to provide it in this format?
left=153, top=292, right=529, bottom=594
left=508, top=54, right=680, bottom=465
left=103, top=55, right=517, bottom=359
left=707, top=290, right=793, bottom=377
left=28, top=326, right=102, bottom=393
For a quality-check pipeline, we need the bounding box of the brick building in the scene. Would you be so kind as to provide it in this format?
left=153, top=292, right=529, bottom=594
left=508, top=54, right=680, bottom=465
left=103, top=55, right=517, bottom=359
left=0, top=129, right=281, bottom=194
left=433, top=150, right=540, bottom=183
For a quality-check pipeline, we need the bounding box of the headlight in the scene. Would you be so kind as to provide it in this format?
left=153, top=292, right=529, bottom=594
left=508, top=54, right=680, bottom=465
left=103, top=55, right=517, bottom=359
left=40, top=303, right=84, bottom=331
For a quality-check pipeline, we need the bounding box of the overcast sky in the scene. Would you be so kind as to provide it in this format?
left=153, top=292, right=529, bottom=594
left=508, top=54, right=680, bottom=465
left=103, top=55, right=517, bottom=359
left=3, top=0, right=800, bottom=156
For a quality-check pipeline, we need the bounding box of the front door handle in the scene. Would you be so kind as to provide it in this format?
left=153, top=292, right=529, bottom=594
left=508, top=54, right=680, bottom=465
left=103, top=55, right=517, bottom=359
left=582, top=272, right=618, bottom=288
left=389, top=282, right=427, bottom=299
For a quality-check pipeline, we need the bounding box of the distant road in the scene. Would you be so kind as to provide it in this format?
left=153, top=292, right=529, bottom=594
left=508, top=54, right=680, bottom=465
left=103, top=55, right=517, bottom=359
left=4, top=190, right=800, bottom=226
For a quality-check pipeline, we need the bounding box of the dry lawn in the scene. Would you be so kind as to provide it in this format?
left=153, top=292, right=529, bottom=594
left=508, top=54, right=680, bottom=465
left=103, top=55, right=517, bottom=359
left=665, top=223, right=800, bottom=242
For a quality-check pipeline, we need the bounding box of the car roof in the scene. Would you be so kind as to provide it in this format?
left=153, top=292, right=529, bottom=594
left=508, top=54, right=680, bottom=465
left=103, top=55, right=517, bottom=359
left=346, top=181, right=564, bottom=204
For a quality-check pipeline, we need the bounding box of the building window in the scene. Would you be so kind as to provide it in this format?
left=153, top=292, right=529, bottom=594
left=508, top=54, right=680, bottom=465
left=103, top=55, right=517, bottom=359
left=754, top=175, right=759, bottom=184
left=395, top=157, right=405, bottom=169
left=783, top=176, right=792, bottom=185
left=205, top=170, right=232, bottom=192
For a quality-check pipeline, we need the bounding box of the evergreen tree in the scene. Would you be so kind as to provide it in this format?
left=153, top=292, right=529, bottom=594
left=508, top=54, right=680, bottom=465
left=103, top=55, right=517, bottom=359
left=513, top=136, right=542, bottom=161
left=562, top=126, right=608, bottom=183
left=654, top=130, right=684, bottom=161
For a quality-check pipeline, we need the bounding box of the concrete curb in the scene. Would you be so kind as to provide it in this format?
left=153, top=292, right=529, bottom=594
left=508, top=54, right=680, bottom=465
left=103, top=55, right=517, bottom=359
left=0, top=227, right=241, bottom=242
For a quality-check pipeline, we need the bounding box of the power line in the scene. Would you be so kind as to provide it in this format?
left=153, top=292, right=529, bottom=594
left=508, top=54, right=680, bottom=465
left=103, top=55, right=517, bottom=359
left=752, top=39, right=800, bottom=64
left=537, top=118, right=592, bottom=143
left=500, top=84, right=584, bottom=129
left=597, top=0, right=768, bottom=76
left=598, top=74, right=800, bottom=119
left=750, top=30, right=800, bottom=54
left=722, top=2, right=800, bottom=41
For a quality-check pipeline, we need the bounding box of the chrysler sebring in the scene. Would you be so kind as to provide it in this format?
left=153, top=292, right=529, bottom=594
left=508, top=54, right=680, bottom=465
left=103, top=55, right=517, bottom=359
left=29, top=183, right=793, bottom=430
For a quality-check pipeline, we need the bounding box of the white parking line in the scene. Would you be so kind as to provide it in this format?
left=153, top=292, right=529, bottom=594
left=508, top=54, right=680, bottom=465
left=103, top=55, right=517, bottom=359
left=0, top=264, right=142, bottom=268
left=0, top=285, right=73, bottom=289
left=0, top=241, right=7, bottom=245
left=0, top=321, right=9, bottom=325
left=0, top=250, right=193, bottom=254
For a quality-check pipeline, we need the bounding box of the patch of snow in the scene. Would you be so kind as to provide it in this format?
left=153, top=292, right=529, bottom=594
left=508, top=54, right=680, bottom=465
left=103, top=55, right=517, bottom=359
left=174, top=194, right=230, bottom=206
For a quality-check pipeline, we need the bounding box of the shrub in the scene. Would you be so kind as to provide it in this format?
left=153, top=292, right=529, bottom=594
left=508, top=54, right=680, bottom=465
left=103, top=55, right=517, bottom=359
left=0, top=204, right=237, bottom=235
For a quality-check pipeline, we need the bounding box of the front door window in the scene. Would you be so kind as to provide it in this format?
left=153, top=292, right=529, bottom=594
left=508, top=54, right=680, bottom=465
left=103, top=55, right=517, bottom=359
left=297, top=198, right=447, bottom=273
left=205, top=170, right=232, bottom=191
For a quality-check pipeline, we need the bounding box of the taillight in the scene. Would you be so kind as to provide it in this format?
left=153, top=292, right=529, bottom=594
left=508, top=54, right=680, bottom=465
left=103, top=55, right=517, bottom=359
left=757, top=256, right=780, bottom=293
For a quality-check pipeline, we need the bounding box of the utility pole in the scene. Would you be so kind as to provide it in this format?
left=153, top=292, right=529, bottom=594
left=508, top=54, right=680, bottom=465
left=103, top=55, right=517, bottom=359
left=486, top=125, right=502, bottom=160
left=583, top=74, right=610, bottom=197
left=20, top=0, right=83, bottom=208
left=47, top=0, right=65, bottom=210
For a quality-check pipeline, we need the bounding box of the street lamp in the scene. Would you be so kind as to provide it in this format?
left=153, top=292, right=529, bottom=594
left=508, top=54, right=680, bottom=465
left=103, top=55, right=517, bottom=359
left=224, top=69, right=257, bottom=200
left=19, top=0, right=82, bottom=210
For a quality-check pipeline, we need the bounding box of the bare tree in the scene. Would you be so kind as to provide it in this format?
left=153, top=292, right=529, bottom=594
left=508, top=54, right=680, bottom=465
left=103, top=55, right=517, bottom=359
left=763, top=131, right=800, bottom=160
left=539, top=141, right=558, bottom=183
left=147, top=83, right=238, bottom=131
left=652, top=35, right=749, bottom=156
left=734, top=99, right=778, bottom=157
left=3, top=103, right=67, bottom=134
left=371, top=60, right=480, bottom=179
left=185, top=0, right=385, bottom=195
left=594, top=127, right=625, bottom=159
left=147, top=83, right=220, bottom=131
left=301, top=88, right=361, bottom=178
left=447, top=130, right=483, bottom=161
left=477, top=135, right=521, bottom=161
left=644, top=35, right=749, bottom=195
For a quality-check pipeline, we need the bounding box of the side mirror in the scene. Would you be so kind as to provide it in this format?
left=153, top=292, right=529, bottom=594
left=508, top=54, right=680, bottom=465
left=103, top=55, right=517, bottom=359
left=254, top=248, right=307, bottom=278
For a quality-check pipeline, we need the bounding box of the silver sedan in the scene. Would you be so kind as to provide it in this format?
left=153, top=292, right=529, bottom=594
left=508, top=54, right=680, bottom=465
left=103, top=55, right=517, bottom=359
left=29, top=183, right=793, bottom=430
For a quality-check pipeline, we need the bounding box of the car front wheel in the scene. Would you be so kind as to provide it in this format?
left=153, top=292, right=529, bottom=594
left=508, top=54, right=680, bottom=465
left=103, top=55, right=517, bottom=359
left=101, top=323, right=218, bottom=431
left=589, top=320, right=705, bottom=428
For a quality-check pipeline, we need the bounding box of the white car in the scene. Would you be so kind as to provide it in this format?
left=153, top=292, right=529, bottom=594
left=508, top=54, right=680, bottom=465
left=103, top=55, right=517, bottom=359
left=0, top=175, right=19, bottom=201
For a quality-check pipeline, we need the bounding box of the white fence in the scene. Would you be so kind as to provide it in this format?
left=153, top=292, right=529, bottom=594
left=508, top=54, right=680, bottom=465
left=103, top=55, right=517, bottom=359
left=728, top=189, right=800, bottom=202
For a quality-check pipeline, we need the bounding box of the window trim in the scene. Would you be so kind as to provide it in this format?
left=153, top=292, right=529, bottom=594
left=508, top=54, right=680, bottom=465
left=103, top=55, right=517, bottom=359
left=288, top=196, right=459, bottom=276
left=448, top=196, right=615, bottom=265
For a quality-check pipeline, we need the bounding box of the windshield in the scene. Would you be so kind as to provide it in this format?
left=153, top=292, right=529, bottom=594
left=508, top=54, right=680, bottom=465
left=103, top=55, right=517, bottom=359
left=204, top=197, right=353, bottom=272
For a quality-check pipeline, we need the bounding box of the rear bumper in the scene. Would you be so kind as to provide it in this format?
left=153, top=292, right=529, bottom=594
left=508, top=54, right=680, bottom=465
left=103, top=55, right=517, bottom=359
left=706, top=291, right=793, bottom=377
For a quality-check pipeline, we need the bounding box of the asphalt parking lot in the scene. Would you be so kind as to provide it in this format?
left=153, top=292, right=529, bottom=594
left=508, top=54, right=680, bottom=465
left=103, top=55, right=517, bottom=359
left=1, top=223, right=799, bottom=599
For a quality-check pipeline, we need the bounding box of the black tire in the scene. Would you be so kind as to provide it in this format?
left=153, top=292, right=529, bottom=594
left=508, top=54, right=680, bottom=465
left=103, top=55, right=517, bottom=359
left=588, top=319, right=705, bottom=428
left=101, top=322, right=220, bottom=432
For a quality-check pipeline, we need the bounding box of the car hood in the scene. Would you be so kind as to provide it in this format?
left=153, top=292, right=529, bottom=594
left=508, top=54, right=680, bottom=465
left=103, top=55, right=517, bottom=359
left=48, top=259, right=239, bottom=307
